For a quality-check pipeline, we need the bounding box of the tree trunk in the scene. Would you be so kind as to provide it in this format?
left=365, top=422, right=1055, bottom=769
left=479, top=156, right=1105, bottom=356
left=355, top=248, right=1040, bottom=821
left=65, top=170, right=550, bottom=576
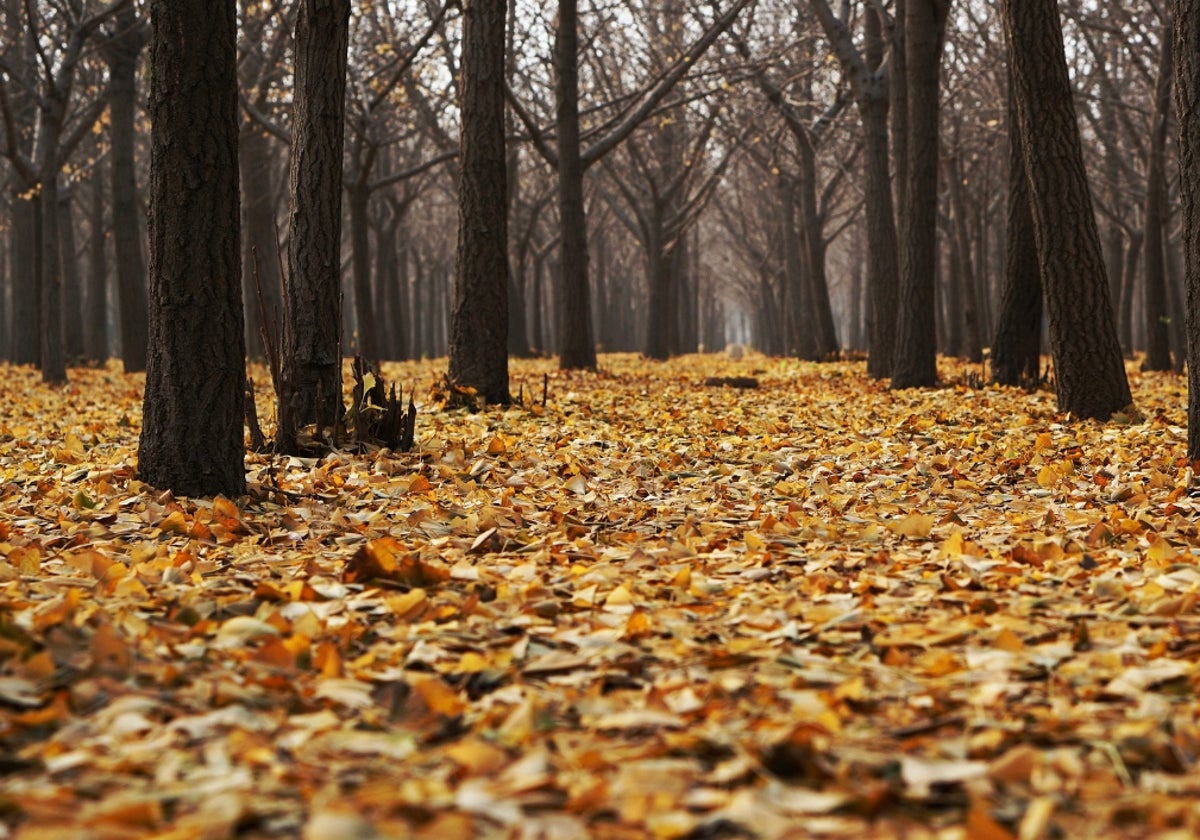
left=450, top=0, right=511, bottom=403
left=891, top=0, right=947, bottom=389
left=992, top=74, right=1043, bottom=387
left=38, top=136, right=67, bottom=384
left=1002, top=0, right=1132, bottom=419
left=348, top=185, right=380, bottom=362
left=85, top=165, right=108, bottom=362
left=58, top=181, right=84, bottom=362
left=278, top=0, right=351, bottom=453
left=239, top=124, right=281, bottom=360
left=104, top=7, right=148, bottom=374
left=862, top=86, right=899, bottom=377
left=1141, top=16, right=1174, bottom=372
left=1175, top=0, right=1200, bottom=457
left=554, top=0, right=596, bottom=370
left=138, top=0, right=245, bottom=497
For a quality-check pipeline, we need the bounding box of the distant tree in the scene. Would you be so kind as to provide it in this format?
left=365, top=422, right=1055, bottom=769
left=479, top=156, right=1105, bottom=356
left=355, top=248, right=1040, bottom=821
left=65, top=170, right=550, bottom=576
left=277, top=0, right=351, bottom=454
left=101, top=5, right=148, bottom=374
left=1141, top=15, right=1174, bottom=372
left=448, top=0, right=510, bottom=404
left=138, top=0, right=244, bottom=497
left=1002, top=0, right=1131, bottom=419
left=1175, top=0, right=1200, bottom=457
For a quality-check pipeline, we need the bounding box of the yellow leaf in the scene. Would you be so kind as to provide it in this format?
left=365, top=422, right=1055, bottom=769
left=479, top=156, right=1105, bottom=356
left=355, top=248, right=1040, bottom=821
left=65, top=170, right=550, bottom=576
left=892, top=513, right=935, bottom=539
left=409, top=673, right=466, bottom=717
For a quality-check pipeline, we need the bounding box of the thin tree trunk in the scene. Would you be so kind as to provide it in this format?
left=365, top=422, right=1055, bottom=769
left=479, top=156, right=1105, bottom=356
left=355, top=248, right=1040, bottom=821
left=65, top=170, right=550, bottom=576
left=554, top=0, right=596, bottom=370
left=85, top=162, right=108, bottom=362
left=449, top=0, right=511, bottom=403
left=1141, top=15, right=1174, bottom=372
left=103, top=7, right=148, bottom=374
left=278, top=0, right=351, bottom=453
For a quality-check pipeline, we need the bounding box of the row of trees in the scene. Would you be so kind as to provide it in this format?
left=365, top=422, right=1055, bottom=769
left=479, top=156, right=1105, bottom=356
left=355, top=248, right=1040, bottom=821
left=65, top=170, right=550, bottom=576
left=4, top=0, right=1200, bottom=493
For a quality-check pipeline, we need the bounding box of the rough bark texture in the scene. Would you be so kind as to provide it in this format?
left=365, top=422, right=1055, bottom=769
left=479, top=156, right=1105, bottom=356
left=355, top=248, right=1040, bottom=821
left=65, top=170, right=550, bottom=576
left=138, top=0, right=245, bottom=497
left=278, top=0, right=350, bottom=453
left=554, top=0, right=597, bottom=370
left=891, top=0, right=947, bottom=389
left=991, top=74, right=1043, bottom=387
left=1003, top=0, right=1132, bottom=419
left=1175, top=0, right=1200, bottom=458
left=1141, top=18, right=1174, bottom=372
left=103, top=7, right=149, bottom=374
left=449, top=0, right=511, bottom=404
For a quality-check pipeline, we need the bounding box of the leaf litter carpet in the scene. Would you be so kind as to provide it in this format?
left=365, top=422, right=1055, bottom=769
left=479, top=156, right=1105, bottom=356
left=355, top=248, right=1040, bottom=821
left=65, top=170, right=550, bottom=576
left=2, top=353, right=1200, bottom=839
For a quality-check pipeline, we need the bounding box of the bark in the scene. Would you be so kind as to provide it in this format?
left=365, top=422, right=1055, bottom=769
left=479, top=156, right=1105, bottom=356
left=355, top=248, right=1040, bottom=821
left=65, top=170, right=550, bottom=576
left=554, top=0, right=596, bottom=370
left=278, top=0, right=351, bottom=453
left=38, top=122, right=66, bottom=384
left=450, top=0, right=511, bottom=403
left=1002, top=0, right=1132, bottom=419
left=58, top=181, right=84, bottom=361
left=348, top=185, right=380, bottom=361
left=4, top=0, right=37, bottom=366
left=992, top=75, right=1042, bottom=387
left=1175, top=0, right=1200, bottom=457
left=103, top=7, right=148, bottom=374
left=947, top=153, right=983, bottom=362
left=1141, top=18, right=1174, bottom=372
left=85, top=166, right=108, bottom=362
left=239, top=124, right=281, bottom=360
left=138, top=0, right=245, bottom=497
left=891, top=0, right=947, bottom=389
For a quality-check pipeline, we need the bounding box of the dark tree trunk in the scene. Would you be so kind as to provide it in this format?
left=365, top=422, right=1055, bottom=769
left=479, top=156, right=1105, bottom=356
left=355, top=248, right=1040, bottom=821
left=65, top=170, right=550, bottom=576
left=554, top=0, right=596, bottom=370
left=103, top=7, right=149, bottom=374
left=992, top=75, right=1043, bottom=387
left=1175, top=0, right=1200, bottom=457
left=1142, top=17, right=1174, bottom=372
left=278, top=0, right=351, bottom=453
left=1120, top=231, right=1142, bottom=354
left=85, top=165, right=108, bottom=362
left=891, top=0, right=947, bottom=389
left=1003, top=0, right=1132, bottom=419
left=863, top=81, right=899, bottom=376
left=450, top=0, right=510, bottom=403
left=348, top=185, right=380, bottom=362
left=38, top=133, right=67, bottom=384
left=239, top=124, right=281, bottom=360
left=58, top=182, right=84, bottom=362
left=138, top=0, right=245, bottom=497
left=947, top=153, right=983, bottom=362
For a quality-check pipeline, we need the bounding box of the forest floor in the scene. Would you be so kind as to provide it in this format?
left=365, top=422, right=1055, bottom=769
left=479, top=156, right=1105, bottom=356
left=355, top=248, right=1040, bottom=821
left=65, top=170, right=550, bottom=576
left=1, top=352, right=1199, bottom=839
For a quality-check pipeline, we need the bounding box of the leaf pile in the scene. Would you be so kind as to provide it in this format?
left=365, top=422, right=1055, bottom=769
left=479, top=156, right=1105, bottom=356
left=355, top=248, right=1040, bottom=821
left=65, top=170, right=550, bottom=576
left=2, top=355, right=1199, bottom=838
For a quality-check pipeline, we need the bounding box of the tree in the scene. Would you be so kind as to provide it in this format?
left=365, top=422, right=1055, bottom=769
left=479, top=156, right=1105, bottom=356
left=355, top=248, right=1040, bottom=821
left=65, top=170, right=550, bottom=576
left=1141, top=14, right=1174, bottom=372
left=891, top=0, right=948, bottom=390
left=101, top=6, right=148, bottom=374
left=807, top=0, right=899, bottom=377
left=1175, top=0, right=1200, bottom=458
left=138, top=0, right=244, bottom=497
left=991, top=70, right=1042, bottom=387
left=1001, top=0, right=1131, bottom=419
left=552, top=0, right=595, bottom=370
left=277, top=0, right=351, bottom=454
left=448, top=0, right=511, bottom=404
